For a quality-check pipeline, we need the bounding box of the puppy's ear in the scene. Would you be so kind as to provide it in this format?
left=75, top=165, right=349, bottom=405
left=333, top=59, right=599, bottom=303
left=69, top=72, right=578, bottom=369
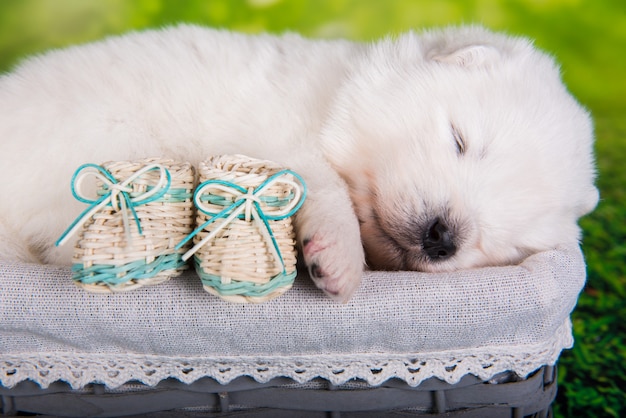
left=430, top=45, right=500, bottom=68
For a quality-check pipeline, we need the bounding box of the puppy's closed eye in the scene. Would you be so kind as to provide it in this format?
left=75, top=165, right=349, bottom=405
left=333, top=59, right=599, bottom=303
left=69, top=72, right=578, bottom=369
left=451, top=124, right=466, bottom=156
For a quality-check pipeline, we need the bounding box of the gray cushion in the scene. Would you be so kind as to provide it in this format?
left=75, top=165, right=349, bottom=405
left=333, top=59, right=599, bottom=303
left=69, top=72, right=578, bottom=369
left=0, top=243, right=584, bottom=389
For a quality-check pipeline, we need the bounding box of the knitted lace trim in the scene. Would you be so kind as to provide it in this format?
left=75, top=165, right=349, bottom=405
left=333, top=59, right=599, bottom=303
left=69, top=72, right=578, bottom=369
left=1, top=319, right=572, bottom=390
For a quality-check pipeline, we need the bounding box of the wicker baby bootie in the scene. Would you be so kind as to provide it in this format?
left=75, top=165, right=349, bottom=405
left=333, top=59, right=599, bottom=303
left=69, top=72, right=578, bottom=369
left=56, top=157, right=195, bottom=293
left=177, top=154, right=306, bottom=303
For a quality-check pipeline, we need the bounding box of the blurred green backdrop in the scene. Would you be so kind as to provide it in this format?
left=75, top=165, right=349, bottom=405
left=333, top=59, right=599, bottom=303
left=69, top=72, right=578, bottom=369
left=1, top=1, right=624, bottom=417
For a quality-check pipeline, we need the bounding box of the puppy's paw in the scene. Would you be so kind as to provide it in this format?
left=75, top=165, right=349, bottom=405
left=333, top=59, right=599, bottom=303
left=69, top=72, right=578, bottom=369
left=301, top=229, right=365, bottom=303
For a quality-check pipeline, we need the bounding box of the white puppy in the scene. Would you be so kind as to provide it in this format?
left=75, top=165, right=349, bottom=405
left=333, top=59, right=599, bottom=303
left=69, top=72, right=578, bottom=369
left=0, top=25, right=598, bottom=301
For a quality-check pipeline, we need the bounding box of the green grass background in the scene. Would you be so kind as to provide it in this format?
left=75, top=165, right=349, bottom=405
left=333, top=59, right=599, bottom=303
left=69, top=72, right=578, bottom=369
left=1, top=1, right=624, bottom=416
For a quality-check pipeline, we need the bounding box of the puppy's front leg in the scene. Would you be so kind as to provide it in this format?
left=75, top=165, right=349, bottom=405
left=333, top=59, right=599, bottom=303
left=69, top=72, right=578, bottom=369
left=291, top=158, right=365, bottom=302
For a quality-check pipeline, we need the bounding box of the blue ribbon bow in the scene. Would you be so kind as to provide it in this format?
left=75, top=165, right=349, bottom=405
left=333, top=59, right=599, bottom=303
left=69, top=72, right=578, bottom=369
left=56, top=163, right=172, bottom=247
left=176, top=169, right=306, bottom=273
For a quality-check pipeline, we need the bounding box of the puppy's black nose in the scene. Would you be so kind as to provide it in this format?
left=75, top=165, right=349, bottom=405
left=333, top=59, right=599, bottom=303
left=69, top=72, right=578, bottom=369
left=422, top=218, right=456, bottom=261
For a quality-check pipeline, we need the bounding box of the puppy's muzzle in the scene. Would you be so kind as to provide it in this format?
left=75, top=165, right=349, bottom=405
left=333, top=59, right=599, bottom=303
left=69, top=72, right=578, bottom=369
left=422, top=218, right=456, bottom=261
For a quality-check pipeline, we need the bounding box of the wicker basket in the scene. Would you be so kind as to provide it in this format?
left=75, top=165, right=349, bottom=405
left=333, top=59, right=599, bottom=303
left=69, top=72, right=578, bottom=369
left=63, top=157, right=195, bottom=293
left=182, top=155, right=306, bottom=303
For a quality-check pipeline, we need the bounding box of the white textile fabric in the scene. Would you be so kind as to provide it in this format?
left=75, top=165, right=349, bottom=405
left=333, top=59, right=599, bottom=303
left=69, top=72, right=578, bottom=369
left=0, top=243, right=585, bottom=389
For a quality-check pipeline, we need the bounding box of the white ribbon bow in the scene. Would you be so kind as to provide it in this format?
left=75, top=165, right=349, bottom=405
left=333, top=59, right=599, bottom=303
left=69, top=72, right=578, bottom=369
left=178, top=170, right=306, bottom=269
left=56, top=163, right=171, bottom=247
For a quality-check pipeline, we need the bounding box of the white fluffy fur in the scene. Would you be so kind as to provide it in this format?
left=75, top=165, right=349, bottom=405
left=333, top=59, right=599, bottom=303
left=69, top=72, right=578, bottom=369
left=0, top=25, right=598, bottom=301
